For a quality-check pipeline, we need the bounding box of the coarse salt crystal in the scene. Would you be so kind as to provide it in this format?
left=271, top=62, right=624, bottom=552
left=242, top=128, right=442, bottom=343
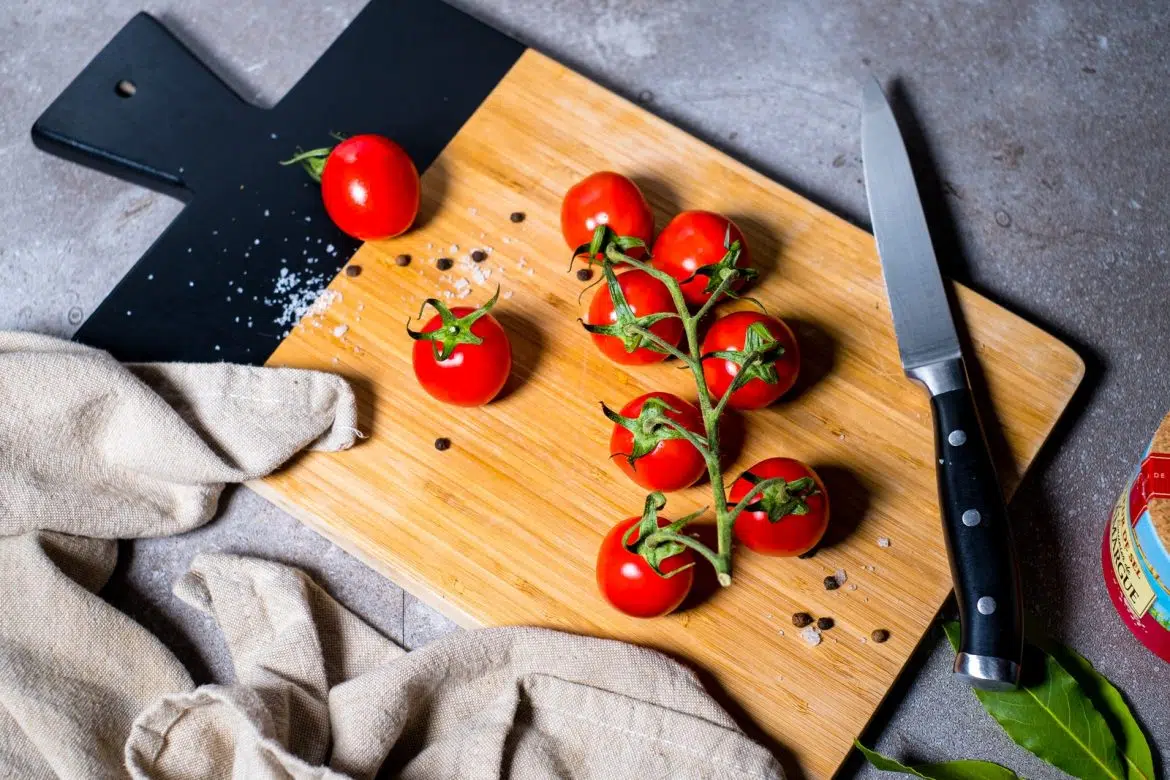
left=503, top=236, right=512, bottom=244
left=264, top=209, right=270, bottom=217
left=332, top=324, right=348, bottom=338
left=877, top=537, right=891, bottom=548
left=800, top=626, right=822, bottom=646
left=331, top=356, right=339, bottom=365
left=502, top=290, right=514, bottom=299
left=525, top=268, right=534, bottom=276
left=834, top=569, right=848, bottom=587
left=454, top=278, right=470, bottom=291
left=449, top=244, right=459, bottom=252
left=326, top=244, right=334, bottom=253
left=254, top=238, right=260, bottom=245
left=848, top=584, right=858, bottom=591
left=457, top=289, right=471, bottom=299
left=468, top=207, right=477, bottom=215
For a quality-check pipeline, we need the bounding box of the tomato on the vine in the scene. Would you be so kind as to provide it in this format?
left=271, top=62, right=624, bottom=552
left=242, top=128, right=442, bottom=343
left=651, top=210, right=751, bottom=306
left=284, top=134, right=420, bottom=240
left=597, top=515, right=694, bottom=618
left=408, top=290, right=511, bottom=407
left=729, top=458, right=828, bottom=556
left=701, top=311, right=800, bottom=410
left=585, top=269, right=683, bottom=365
left=608, top=392, right=706, bottom=492
left=562, top=172, right=654, bottom=258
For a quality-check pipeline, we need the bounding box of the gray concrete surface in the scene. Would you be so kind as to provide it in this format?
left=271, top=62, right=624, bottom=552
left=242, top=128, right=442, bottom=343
left=2, top=0, right=1168, bottom=777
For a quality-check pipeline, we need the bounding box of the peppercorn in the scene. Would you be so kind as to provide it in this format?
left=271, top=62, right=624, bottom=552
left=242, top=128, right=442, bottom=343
left=434, top=437, right=451, bottom=451
left=345, top=265, right=362, bottom=277
left=436, top=258, right=453, bottom=271
left=791, top=612, right=813, bottom=628
left=871, top=629, right=890, bottom=643
left=510, top=211, right=525, bottom=223
left=471, top=250, right=487, bottom=263
left=576, top=268, right=593, bottom=281
left=394, top=254, right=411, bottom=267
left=816, top=617, right=834, bottom=631
left=823, top=575, right=840, bottom=591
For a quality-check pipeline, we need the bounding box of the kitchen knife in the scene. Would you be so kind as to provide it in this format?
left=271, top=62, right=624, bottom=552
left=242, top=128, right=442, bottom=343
left=860, top=77, right=1023, bottom=690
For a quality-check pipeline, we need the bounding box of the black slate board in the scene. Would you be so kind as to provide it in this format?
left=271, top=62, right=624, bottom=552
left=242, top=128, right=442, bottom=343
left=32, top=0, right=523, bottom=364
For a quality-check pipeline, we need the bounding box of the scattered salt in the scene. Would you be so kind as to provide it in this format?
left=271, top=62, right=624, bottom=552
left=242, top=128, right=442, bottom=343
left=253, top=239, right=260, bottom=245
left=331, top=356, right=339, bottom=365
left=264, top=209, right=270, bottom=217
left=503, top=236, right=512, bottom=244
left=304, top=216, right=311, bottom=222
left=126, top=310, right=132, bottom=316
left=468, top=207, right=477, bottom=215
left=449, top=244, right=459, bottom=252
left=502, top=290, right=514, bottom=300
left=800, top=626, right=822, bottom=646
left=454, top=278, right=470, bottom=291
left=188, top=281, right=195, bottom=287
left=270, top=132, right=278, bottom=139
left=833, top=569, right=848, bottom=587
left=147, top=274, right=154, bottom=280
left=849, top=584, right=858, bottom=591
left=517, top=258, right=528, bottom=269
left=525, top=268, right=534, bottom=276
left=326, top=244, right=335, bottom=253
left=456, top=289, right=471, bottom=299
left=332, top=324, right=348, bottom=338
left=186, top=247, right=192, bottom=253
left=877, top=537, right=891, bottom=548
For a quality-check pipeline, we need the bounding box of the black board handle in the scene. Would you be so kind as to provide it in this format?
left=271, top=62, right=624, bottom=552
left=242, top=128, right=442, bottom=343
left=31, top=13, right=255, bottom=199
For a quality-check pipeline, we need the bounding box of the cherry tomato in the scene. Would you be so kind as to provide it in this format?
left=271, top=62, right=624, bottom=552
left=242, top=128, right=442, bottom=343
left=411, top=303, right=511, bottom=406
left=561, top=172, right=654, bottom=258
left=729, top=458, right=828, bottom=556
left=610, top=392, right=707, bottom=492
left=597, top=515, right=694, bottom=618
left=651, top=211, right=751, bottom=306
left=319, top=135, right=420, bottom=240
left=701, top=311, right=800, bottom=410
left=585, top=269, right=683, bottom=365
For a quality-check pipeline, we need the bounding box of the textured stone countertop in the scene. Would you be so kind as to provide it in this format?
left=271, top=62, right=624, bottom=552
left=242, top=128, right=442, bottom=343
left=2, top=1, right=1167, bottom=777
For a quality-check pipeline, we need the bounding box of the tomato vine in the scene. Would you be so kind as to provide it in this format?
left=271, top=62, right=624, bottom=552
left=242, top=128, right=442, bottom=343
left=577, top=226, right=797, bottom=586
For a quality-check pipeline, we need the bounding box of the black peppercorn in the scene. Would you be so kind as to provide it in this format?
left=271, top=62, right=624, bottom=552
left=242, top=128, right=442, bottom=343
left=791, top=612, right=813, bottom=628
left=576, top=268, right=593, bottom=281
left=823, top=575, right=840, bottom=591
left=394, top=254, right=411, bottom=267
left=436, top=258, right=453, bottom=271
left=434, top=437, right=451, bottom=451
left=871, top=629, right=890, bottom=643
left=816, top=617, right=834, bottom=631
left=510, top=211, right=525, bottom=223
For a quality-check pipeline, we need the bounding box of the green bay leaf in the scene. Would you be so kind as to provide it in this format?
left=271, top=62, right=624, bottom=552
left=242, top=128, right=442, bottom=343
left=943, top=622, right=1126, bottom=780
left=855, top=740, right=1021, bottom=779
left=1042, top=642, right=1156, bottom=780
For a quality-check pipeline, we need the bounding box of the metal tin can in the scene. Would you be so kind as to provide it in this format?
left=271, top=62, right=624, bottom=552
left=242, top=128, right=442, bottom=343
left=1102, top=412, right=1170, bottom=662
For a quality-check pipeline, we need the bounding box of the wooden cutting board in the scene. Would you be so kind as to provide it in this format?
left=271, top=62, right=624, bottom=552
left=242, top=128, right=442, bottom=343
left=252, top=50, right=1083, bottom=777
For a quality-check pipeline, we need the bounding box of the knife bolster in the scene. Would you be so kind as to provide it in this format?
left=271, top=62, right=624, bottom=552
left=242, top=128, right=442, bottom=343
left=907, top=357, right=966, bottom=396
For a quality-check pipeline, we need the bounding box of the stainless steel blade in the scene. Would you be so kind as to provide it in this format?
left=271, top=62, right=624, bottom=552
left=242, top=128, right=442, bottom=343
left=861, top=77, right=961, bottom=372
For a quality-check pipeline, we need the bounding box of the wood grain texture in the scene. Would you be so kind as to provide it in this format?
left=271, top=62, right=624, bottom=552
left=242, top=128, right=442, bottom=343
left=253, top=50, right=1084, bottom=778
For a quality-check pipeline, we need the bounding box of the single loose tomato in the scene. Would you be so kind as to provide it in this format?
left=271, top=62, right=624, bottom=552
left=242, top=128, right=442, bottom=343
left=729, top=458, right=828, bottom=556
left=701, top=311, right=800, bottom=410
left=651, top=211, right=751, bottom=306
left=609, top=392, right=707, bottom=492
left=597, top=515, right=694, bottom=618
left=285, top=134, right=420, bottom=240
left=585, top=269, right=683, bottom=365
left=562, top=172, right=654, bottom=258
left=409, top=291, right=511, bottom=406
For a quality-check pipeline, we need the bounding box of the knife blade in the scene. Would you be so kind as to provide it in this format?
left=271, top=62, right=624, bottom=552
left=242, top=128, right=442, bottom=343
left=861, top=77, right=1023, bottom=690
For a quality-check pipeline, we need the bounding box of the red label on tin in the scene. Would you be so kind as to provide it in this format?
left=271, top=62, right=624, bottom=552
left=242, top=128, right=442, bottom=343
left=1130, top=453, right=1170, bottom=522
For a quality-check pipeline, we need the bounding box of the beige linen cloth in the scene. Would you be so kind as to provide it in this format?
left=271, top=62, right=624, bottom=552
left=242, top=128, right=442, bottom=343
left=0, top=332, right=782, bottom=780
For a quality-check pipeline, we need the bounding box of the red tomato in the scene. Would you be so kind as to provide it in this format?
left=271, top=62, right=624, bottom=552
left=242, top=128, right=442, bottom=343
left=411, top=305, right=511, bottom=406
left=610, top=392, right=707, bottom=492
left=561, top=172, right=654, bottom=258
left=651, top=211, right=751, bottom=306
left=319, top=135, right=419, bottom=240
left=701, top=311, right=800, bottom=410
left=729, top=458, right=828, bottom=556
left=585, top=269, right=683, bottom=365
left=597, top=515, right=694, bottom=618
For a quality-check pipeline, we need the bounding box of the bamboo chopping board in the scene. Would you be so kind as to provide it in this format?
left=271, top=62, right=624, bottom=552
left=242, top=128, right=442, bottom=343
left=253, top=50, right=1084, bottom=777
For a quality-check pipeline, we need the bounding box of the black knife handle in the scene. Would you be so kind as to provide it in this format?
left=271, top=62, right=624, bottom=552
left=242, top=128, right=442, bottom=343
left=929, top=382, right=1023, bottom=689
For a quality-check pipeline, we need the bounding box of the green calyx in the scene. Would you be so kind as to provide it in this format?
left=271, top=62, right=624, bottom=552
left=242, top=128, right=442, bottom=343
left=686, top=225, right=760, bottom=298
left=738, top=472, right=818, bottom=522
left=582, top=260, right=678, bottom=356
left=704, top=321, right=785, bottom=386
left=604, top=396, right=691, bottom=467
left=279, top=146, right=333, bottom=183
left=571, top=224, right=647, bottom=268
left=622, top=493, right=705, bottom=577
left=406, top=286, right=500, bottom=361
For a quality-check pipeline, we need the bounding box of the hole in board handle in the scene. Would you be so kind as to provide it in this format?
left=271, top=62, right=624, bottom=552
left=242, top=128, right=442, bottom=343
left=115, top=80, right=137, bottom=98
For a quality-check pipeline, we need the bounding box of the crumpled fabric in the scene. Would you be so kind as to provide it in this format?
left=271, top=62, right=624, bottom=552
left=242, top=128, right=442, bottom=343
left=0, top=332, right=782, bottom=779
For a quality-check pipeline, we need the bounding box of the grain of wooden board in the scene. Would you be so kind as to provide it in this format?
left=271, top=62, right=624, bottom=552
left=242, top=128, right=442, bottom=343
left=253, top=50, right=1084, bottom=777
